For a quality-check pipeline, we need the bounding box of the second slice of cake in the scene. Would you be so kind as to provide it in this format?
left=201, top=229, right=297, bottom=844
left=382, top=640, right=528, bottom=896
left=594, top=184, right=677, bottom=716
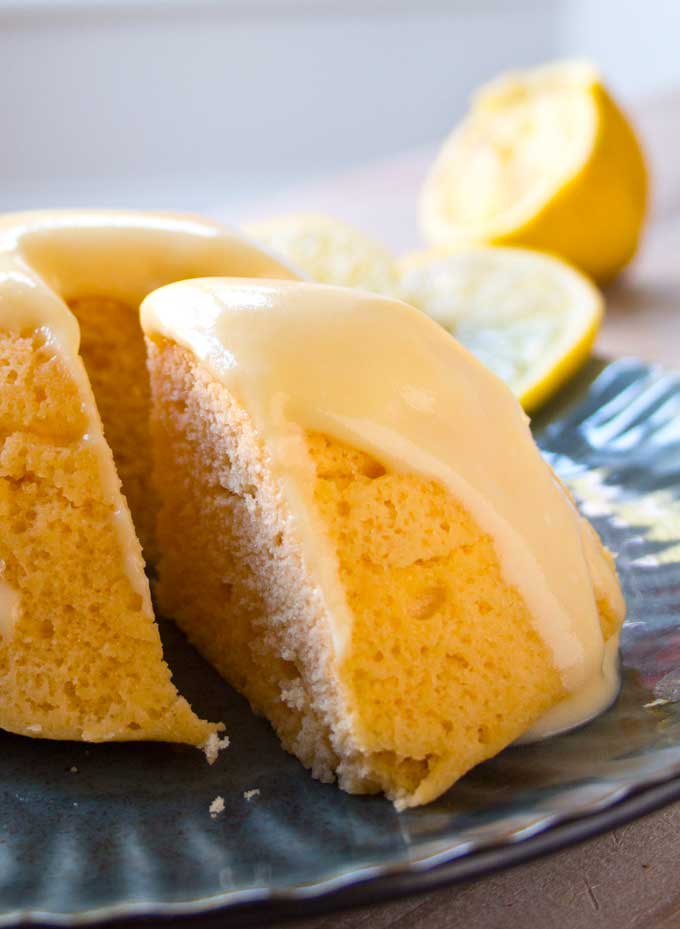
left=141, top=278, right=625, bottom=809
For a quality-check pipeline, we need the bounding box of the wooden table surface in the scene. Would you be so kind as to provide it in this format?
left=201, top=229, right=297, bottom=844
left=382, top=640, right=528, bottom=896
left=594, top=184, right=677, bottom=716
left=233, top=92, right=680, bottom=929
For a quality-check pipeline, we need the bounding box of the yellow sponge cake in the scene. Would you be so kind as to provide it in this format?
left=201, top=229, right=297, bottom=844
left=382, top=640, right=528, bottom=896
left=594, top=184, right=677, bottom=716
left=0, top=259, right=220, bottom=744
left=0, top=211, right=295, bottom=558
left=141, top=278, right=625, bottom=808
left=0, top=211, right=293, bottom=746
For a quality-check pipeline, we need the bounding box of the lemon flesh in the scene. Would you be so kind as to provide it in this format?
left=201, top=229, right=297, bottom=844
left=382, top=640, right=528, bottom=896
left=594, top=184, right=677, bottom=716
left=243, top=214, right=400, bottom=296
left=420, top=61, right=648, bottom=282
left=399, top=246, right=603, bottom=413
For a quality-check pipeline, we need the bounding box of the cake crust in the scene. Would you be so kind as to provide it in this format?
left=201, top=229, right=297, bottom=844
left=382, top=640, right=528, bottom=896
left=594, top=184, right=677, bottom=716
left=148, top=339, right=346, bottom=782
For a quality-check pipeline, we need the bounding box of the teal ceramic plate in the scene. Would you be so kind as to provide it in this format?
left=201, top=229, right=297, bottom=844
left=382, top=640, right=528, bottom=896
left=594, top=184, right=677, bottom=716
left=2, top=357, right=680, bottom=928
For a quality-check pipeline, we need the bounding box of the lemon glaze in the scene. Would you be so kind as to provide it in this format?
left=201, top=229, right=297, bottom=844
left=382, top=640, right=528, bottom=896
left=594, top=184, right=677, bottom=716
left=141, top=277, right=624, bottom=739
left=0, top=211, right=297, bottom=633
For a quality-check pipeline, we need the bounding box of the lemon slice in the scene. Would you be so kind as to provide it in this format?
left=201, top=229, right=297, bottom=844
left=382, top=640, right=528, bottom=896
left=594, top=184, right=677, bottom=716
left=243, top=213, right=400, bottom=295
left=398, top=246, right=603, bottom=412
left=420, top=60, right=648, bottom=282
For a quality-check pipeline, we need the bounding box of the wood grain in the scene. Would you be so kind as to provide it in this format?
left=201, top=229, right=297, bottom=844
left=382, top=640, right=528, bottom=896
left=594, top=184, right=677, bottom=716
left=599, top=215, right=680, bottom=369
left=274, top=803, right=680, bottom=929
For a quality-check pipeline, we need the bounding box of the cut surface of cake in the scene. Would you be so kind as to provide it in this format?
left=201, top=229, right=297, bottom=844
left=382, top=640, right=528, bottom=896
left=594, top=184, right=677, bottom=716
left=0, top=256, right=220, bottom=745
left=0, top=210, right=296, bottom=558
left=141, top=277, right=626, bottom=808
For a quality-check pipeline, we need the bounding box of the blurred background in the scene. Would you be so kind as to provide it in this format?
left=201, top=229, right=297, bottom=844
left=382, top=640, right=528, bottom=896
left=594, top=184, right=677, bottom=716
left=2, top=0, right=679, bottom=245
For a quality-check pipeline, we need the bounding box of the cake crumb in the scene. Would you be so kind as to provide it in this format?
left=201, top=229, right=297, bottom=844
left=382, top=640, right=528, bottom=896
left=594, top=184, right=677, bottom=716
left=209, top=796, right=225, bottom=818
left=280, top=680, right=305, bottom=712
left=69, top=766, right=79, bottom=774
left=243, top=789, right=260, bottom=801
left=203, top=732, right=230, bottom=765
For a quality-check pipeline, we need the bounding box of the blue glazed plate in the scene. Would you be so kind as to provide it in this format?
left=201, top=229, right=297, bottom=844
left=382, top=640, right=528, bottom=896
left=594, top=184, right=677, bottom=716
left=2, top=357, right=680, bottom=928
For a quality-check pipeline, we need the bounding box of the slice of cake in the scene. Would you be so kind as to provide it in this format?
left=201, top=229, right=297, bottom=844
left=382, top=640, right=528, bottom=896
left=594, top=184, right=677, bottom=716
left=141, top=278, right=626, bottom=808
left=0, top=257, right=221, bottom=745
left=0, top=210, right=296, bottom=558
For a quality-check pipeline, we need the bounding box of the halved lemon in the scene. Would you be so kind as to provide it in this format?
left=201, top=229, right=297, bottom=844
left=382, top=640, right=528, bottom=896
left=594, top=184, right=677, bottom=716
left=398, top=246, right=603, bottom=412
left=243, top=213, right=400, bottom=296
left=420, top=61, right=648, bottom=282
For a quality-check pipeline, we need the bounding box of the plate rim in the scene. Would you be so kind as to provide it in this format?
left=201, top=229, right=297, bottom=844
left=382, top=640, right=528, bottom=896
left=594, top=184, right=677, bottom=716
left=7, top=774, right=680, bottom=929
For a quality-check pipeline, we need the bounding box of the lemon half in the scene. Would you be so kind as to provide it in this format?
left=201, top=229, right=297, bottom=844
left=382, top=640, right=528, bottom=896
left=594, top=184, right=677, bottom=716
left=243, top=213, right=400, bottom=296
left=399, top=246, right=603, bottom=412
left=420, top=61, right=648, bottom=282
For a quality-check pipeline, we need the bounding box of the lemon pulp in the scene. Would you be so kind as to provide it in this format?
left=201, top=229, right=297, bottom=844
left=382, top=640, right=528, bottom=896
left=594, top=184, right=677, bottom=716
left=420, top=60, right=648, bottom=281
left=399, top=246, right=603, bottom=412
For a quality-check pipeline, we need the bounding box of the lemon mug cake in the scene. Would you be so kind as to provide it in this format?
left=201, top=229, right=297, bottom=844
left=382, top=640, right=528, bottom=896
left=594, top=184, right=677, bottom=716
left=0, top=211, right=293, bottom=745
left=142, top=278, right=625, bottom=808
left=0, top=211, right=295, bottom=558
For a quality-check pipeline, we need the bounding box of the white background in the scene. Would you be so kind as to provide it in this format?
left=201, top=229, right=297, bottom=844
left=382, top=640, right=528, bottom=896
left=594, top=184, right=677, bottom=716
left=1, top=0, right=678, bottom=217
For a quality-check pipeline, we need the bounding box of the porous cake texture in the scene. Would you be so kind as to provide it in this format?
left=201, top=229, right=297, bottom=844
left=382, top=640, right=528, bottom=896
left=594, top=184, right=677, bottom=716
left=0, top=210, right=296, bottom=559
left=0, top=327, right=217, bottom=745
left=147, top=338, right=622, bottom=808
left=69, top=296, right=159, bottom=560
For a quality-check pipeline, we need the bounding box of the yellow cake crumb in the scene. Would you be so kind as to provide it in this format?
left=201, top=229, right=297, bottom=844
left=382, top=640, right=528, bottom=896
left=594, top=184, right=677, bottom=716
left=209, top=796, right=225, bottom=818
left=69, top=297, right=159, bottom=560
left=0, top=329, right=219, bottom=746
left=203, top=732, right=230, bottom=764
left=147, top=339, right=624, bottom=808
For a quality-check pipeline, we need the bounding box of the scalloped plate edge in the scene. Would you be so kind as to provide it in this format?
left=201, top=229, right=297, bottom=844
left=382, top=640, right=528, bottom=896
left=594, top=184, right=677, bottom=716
left=5, top=760, right=680, bottom=929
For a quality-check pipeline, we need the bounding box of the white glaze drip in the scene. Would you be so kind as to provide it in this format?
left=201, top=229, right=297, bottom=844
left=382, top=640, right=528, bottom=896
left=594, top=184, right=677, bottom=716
left=0, top=211, right=297, bottom=608
left=141, top=277, right=625, bottom=736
